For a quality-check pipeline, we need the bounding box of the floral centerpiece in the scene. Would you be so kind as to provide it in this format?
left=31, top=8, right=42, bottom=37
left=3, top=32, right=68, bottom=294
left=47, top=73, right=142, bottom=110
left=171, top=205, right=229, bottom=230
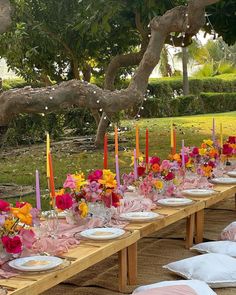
left=0, top=200, right=36, bottom=258
left=56, top=169, right=123, bottom=224
left=222, top=136, right=236, bottom=164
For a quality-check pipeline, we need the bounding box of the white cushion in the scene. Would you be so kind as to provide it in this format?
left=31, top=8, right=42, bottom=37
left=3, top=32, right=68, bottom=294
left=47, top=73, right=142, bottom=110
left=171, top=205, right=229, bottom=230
left=163, top=253, right=236, bottom=288
left=133, top=280, right=216, bottom=295
left=191, top=241, right=236, bottom=257
left=220, top=221, right=236, bottom=241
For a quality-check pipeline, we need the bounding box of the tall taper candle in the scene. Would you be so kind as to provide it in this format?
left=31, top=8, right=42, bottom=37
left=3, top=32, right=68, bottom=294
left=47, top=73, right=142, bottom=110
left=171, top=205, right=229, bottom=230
left=115, top=154, right=120, bottom=187
left=35, top=170, right=41, bottom=210
left=173, top=128, right=176, bottom=155
left=145, top=128, right=149, bottom=165
left=104, top=133, right=108, bottom=169
left=212, top=118, right=215, bottom=143
left=46, top=132, right=50, bottom=177
left=134, top=149, right=138, bottom=180
left=170, top=121, right=174, bottom=148
left=136, top=124, right=140, bottom=158
left=181, top=139, right=185, bottom=170
left=220, top=123, right=223, bottom=148
left=48, top=152, right=55, bottom=199
left=115, top=127, right=118, bottom=156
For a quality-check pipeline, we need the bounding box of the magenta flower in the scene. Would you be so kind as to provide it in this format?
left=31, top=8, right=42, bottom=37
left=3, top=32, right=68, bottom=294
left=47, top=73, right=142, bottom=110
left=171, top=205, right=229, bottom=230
left=150, top=157, right=161, bottom=165
left=0, top=200, right=10, bottom=212
left=122, top=172, right=135, bottom=185
left=88, top=170, right=103, bottom=182
left=63, top=174, right=76, bottom=189
left=228, top=136, right=236, bottom=144
left=164, top=172, right=175, bottom=181
left=223, top=144, right=233, bottom=156
left=56, top=193, right=73, bottom=210
left=1, top=236, right=22, bottom=254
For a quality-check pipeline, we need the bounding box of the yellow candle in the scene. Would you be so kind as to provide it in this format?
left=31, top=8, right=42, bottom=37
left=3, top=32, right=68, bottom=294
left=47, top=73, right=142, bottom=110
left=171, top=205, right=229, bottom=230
left=136, top=124, right=140, bottom=158
left=170, top=121, right=174, bottom=148
left=115, top=127, right=118, bottom=156
left=220, top=123, right=223, bottom=148
left=46, top=132, right=50, bottom=177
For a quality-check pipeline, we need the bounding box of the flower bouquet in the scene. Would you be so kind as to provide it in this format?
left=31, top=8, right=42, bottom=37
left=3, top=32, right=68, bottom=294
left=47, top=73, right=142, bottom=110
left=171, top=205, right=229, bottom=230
left=222, top=136, right=236, bottom=165
left=0, top=200, right=36, bottom=261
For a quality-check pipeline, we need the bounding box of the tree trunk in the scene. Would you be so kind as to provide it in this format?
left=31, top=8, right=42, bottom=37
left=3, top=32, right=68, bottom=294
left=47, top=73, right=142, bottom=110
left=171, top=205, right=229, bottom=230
left=0, top=0, right=12, bottom=34
left=182, top=47, right=189, bottom=95
left=95, top=112, right=110, bottom=147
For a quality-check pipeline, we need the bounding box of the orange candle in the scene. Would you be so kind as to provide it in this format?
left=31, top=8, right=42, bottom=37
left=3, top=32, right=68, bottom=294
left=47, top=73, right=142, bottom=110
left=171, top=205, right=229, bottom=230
left=136, top=124, right=140, bottom=158
left=104, top=133, right=108, bottom=169
left=173, top=128, right=176, bottom=155
left=48, top=152, right=55, bottom=199
left=115, top=127, right=118, bottom=156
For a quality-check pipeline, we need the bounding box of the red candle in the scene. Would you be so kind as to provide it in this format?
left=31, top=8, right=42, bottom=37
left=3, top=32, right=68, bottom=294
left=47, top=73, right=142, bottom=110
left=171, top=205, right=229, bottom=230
left=145, top=128, right=149, bottom=164
left=104, top=133, right=108, bottom=169
left=48, top=152, right=55, bottom=199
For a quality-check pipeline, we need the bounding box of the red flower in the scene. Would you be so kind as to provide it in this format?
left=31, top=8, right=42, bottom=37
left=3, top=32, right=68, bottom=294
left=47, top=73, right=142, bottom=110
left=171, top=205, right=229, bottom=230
left=228, top=136, right=236, bottom=144
left=164, top=172, right=175, bottom=181
left=150, top=157, right=161, bottom=165
left=208, top=161, right=216, bottom=168
left=56, top=193, right=73, bottom=210
left=190, top=147, right=199, bottom=157
left=1, top=236, right=22, bottom=254
left=0, top=200, right=10, bottom=212
left=15, top=201, right=27, bottom=208
left=223, top=144, right=233, bottom=156
left=111, top=192, right=121, bottom=208
left=138, top=166, right=146, bottom=177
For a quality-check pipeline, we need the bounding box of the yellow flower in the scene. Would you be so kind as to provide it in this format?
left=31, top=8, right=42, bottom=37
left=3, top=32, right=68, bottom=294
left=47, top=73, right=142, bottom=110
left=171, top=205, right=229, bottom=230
left=11, top=203, right=32, bottom=225
left=199, top=148, right=207, bottom=156
left=56, top=188, right=65, bottom=196
left=203, top=139, right=213, bottom=147
left=130, top=153, right=144, bottom=166
left=173, top=153, right=181, bottom=162
left=186, top=160, right=193, bottom=168
left=79, top=201, right=88, bottom=218
left=154, top=180, right=163, bottom=190
left=99, top=169, right=117, bottom=189
left=4, top=219, right=15, bottom=232
left=72, top=173, right=87, bottom=192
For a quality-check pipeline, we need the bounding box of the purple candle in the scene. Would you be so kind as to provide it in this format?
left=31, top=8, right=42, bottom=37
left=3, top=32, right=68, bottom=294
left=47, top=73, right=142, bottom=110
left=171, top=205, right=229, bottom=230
left=35, top=169, right=41, bottom=210
left=181, top=140, right=185, bottom=170
left=115, top=154, right=120, bottom=188
left=134, top=149, right=138, bottom=180
left=212, top=118, right=215, bottom=143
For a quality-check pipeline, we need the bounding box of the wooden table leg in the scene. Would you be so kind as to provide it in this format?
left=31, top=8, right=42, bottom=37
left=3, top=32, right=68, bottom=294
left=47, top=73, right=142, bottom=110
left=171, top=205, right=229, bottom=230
left=185, top=214, right=195, bottom=249
left=195, top=209, right=204, bottom=244
left=118, top=248, right=127, bottom=292
left=127, top=242, right=137, bottom=285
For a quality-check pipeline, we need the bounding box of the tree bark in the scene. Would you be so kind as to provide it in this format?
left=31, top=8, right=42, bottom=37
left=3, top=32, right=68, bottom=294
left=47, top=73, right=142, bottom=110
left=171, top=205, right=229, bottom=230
left=0, top=0, right=220, bottom=145
left=182, top=47, right=189, bottom=95
left=0, top=0, right=12, bottom=34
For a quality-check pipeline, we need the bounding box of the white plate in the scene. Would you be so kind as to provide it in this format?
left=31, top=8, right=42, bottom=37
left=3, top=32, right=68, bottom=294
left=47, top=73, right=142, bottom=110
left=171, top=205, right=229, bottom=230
left=210, top=177, right=236, bottom=185
left=181, top=189, right=216, bottom=197
left=227, top=171, right=236, bottom=178
left=119, top=211, right=160, bottom=222
left=158, top=198, right=194, bottom=207
left=80, top=227, right=125, bottom=240
left=8, top=256, right=63, bottom=272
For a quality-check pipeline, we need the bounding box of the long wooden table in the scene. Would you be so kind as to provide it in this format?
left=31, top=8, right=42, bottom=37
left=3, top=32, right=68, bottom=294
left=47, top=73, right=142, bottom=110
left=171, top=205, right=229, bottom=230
left=2, top=184, right=236, bottom=294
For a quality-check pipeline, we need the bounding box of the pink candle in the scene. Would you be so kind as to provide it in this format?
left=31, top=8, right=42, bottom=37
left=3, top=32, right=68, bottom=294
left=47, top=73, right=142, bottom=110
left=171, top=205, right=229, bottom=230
left=181, top=139, right=185, bottom=170
left=35, top=169, right=41, bottom=210
left=134, top=149, right=138, bottom=180
left=115, top=154, right=120, bottom=187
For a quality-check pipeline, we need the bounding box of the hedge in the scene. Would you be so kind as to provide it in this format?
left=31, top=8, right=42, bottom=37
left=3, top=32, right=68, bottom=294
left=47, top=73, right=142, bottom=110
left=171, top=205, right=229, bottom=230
left=141, top=92, right=236, bottom=118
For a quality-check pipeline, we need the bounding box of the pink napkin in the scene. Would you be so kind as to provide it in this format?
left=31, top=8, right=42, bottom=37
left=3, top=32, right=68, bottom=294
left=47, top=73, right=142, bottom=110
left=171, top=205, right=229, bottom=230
left=134, top=285, right=197, bottom=295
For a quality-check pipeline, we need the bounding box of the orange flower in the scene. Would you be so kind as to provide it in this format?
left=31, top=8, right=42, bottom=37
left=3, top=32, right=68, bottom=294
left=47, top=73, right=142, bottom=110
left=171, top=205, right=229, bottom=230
left=152, top=163, right=160, bottom=173
left=11, top=203, right=32, bottom=225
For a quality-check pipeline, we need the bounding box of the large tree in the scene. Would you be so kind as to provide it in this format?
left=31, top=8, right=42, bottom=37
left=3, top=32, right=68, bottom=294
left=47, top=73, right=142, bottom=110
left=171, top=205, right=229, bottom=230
left=0, top=0, right=231, bottom=146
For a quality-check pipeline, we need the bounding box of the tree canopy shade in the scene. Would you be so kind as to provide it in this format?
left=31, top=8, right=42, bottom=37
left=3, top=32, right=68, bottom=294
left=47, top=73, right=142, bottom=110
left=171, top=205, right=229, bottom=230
left=0, top=0, right=232, bottom=146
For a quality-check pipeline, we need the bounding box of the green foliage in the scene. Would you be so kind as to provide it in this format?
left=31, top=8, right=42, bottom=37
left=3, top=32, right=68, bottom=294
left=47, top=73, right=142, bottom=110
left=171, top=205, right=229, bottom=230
left=200, top=92, right=236, bottom=113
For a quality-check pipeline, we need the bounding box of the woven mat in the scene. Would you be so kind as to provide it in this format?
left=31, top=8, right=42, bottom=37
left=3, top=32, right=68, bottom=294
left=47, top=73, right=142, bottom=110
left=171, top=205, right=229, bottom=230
left=42, top=196, right=236, bottom=295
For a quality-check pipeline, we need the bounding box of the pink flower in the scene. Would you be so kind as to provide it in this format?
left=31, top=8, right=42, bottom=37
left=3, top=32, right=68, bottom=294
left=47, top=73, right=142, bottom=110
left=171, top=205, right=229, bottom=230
left=1, top=236, right=22, bottom=254
left=30, top=208, right=41, bottom=226
left=56, top=193, right=73, bottom=210
left=166, top=184, right=175, bottom=196
left=150, top=157, right=161, bottom=165
left=63, top=174, right=76, bottom=189
left=164, top=172, right=175, bottom=181
left=0, top=200, right=10, bottom=212
left=88, top=170, right=103, bottom=182
left=19, top=229, right=36, bottom=249
left=160, top=160, right=171, bottom=170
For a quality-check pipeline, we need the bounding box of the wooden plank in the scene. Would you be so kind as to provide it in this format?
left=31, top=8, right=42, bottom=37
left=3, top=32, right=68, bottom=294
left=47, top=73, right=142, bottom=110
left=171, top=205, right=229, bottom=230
left=195, top=209, right=204, bottom=244
left=127, top=242, right=137, bottom=285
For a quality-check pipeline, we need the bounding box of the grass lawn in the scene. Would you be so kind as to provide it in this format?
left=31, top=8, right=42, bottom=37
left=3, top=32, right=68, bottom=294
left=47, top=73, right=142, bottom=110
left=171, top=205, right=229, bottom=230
left=1, top=111, right=236, bottom=208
